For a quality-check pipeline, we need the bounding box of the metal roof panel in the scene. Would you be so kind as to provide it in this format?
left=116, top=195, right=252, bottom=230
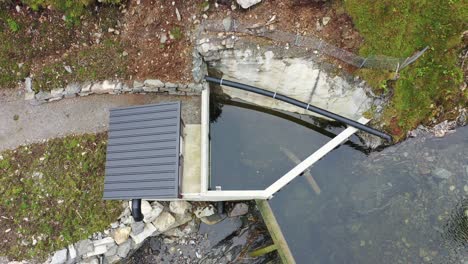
left=103, top=102, right=181, bottom=200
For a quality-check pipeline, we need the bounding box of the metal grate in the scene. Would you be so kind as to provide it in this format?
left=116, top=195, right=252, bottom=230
left=103, top=102, right=182, bottom=200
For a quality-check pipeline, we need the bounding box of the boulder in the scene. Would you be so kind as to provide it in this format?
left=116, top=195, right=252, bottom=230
left=144, top=79, right=164, bottom=88
left=93, top=237, right=114, bottom=248
left=35, top=91, right=52, bottom=101
left=91, top=81, right=115, bottom=94
left=75, top=239, right=94, bottom=257
left=236, top=0, right=261, bottom=9
left=200, top=214, right=224, bottom=225
left=194, top=205, right=215, bottom=218
left=79, top=83, right=92, bottom=96
left=117, top=240, right=132, bottom=258
left=85, top=244, right=107, bottom=257
left=79, top=257, right=99, bottom=264
left=65, top=83, right=81, bottom=98
left=142, top=201, right=163, bottom=223
left=105, top=255, right=122, bottom=264
left=50, top=248, right=67, bottom=264
left=228, top=203, right=249, bottom=217
left=169, top=201, right=192, bottom=215
left=67, top=245, right=77, bottom=264
left=112, top=227, right=131, bottom=245
left=131, top=221, right=145, bottom=235
left=130, top=223, right=157, bottom=244
left=152, top=212, right=176, bottom=232
left=199, top=217, right=243, bottom=248
left=25, top=77, right=33, bottom=92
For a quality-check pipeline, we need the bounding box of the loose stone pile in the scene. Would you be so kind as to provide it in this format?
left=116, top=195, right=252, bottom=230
left=37, top=201, right=250, bottom=264
left=24, top=78, right=203, bottom=103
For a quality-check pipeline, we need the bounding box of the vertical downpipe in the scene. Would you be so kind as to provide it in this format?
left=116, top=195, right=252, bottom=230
left=131, top=199, right=143, bottom=222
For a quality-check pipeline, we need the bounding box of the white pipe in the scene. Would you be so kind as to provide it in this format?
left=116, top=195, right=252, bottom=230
left=264, top=117, right=369, bottom=198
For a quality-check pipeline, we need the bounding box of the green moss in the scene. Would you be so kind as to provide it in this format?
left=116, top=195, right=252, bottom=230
left=0, top=133, right=121, bottom=260
left=344, top=0, right=466, bottom=141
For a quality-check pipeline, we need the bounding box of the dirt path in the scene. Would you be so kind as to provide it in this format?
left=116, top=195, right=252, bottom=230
left=0, top=93, right=200, bottom=151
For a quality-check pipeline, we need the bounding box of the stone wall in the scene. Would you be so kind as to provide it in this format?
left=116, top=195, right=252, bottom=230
left=195, top=34, right=380, bottom=121
left=7, top=201, right=244, bottom=264
left=24, top=79, right=203, bottom=104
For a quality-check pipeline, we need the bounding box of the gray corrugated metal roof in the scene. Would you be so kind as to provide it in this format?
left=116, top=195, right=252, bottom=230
left=103, top=102, right=181, bottom=200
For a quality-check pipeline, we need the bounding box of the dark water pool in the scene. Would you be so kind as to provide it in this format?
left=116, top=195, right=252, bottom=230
left=210, top=97, right=468, bottom=264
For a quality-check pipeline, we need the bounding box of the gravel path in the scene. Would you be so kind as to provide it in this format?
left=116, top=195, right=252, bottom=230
left=0, top=90, right=201, bottom=151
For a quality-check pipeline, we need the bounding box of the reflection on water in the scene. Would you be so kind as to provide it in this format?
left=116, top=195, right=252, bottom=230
left=210, top=96, right=468, bottom=264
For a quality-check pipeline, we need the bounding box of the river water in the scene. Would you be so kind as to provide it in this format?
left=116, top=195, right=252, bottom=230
left=210, top=97, right=468, bottom=264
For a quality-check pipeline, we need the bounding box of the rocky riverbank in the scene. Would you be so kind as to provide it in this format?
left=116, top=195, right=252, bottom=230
left=0, top=201, right=276, bottom=264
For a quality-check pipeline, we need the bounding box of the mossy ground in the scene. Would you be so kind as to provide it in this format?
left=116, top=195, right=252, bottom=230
left=0, top=133, right=121, bottom=260
left=0, top=5, right=128, bottom=91
left=344, top=0, right=467, bottom=141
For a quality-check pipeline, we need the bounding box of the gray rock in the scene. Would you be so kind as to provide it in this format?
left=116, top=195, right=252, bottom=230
left=65, top=83, right=81, bottom=98
left=160, top=33, right=168, bottom=44
left=67, top=244, right=77, bottom=264
left=175, top=7, right=181, bottom=21
left=228, top=203, right=249, bottom=217
left=433, top=168, right=453, bottom=179
left=199, top=217, right=242, bottom=248
left=149, top=237, right=162, bottom=251
left=133, top=80, right=144, bottom=89
left=50, top=88, right=63, bottom=98
left=222, top=17, right=232, bottom=31
left=144, top=79, right=164, bottom=88
left=51, top=248, right=68, bottom=264
left=93, top=237, right=114, bottom=247
left=142, top=200, right=163, bottom=223
left=104, top=244, right=118, bottom=257
left=163, top=227, right=185, bottom=237
left=153, top=211, right=176, bottom=232
left=169, top=201, right=192, bottom=215
left=92, top=81, right=115, bottom=94
left=131, top=221, right=145, bottom=235
left=79, top=83, right=93, bottom=96
left=75, top=239, right=94, bottom=257
left=25, top=77, right=33, bottom=92
left=117, top=240, right=132, bottom=258
left=164, top=82, right=178, bottom=89
left=105, top=255, right=121, bottom=264
left=236, top=0, right=261, bottom=9
left=130, top=223, right=157, bottom=244
left=200, top=213, right=225, bottom=225
left=79, top=257, right=99, bottom=264
left=35, top=91, right=52, bottom=101
left=194, top=205, right=215, bottom=218
left=85, top=244, right=107, bottom=257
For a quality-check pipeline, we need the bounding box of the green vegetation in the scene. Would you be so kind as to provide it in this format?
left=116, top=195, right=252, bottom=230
left=344, top=0, right=467, bottom=140
left=0, top=6, right=126, bottom=91
left=0, top=10, right=30, bottom=88
left=33, top=39, right=128, bottom=91
left=170, top=26, right=183, bottom=40
left=21, top=0, right=122, bottom=25
left=0, top=133, right=121, bottom=260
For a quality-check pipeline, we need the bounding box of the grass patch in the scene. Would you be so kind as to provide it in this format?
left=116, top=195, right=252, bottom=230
left=0, top=133, right=121, bottom=260
left=33, top=39, right=128, bottom=91
left=344, top=0, right=466, bottom=141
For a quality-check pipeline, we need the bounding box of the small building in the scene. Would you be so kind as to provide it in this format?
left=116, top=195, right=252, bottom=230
left=103, top=102, right=184, bottom=200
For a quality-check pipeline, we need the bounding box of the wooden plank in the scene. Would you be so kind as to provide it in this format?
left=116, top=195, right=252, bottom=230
left=256, top=200, right=296, bottom=264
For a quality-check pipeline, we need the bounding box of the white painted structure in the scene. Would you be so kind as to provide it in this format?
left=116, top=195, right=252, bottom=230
left=181, top=83, right=370, bottom=201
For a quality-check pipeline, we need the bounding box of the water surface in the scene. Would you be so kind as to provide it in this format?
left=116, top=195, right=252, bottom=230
left=210, top=98, right=468, bottom=263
